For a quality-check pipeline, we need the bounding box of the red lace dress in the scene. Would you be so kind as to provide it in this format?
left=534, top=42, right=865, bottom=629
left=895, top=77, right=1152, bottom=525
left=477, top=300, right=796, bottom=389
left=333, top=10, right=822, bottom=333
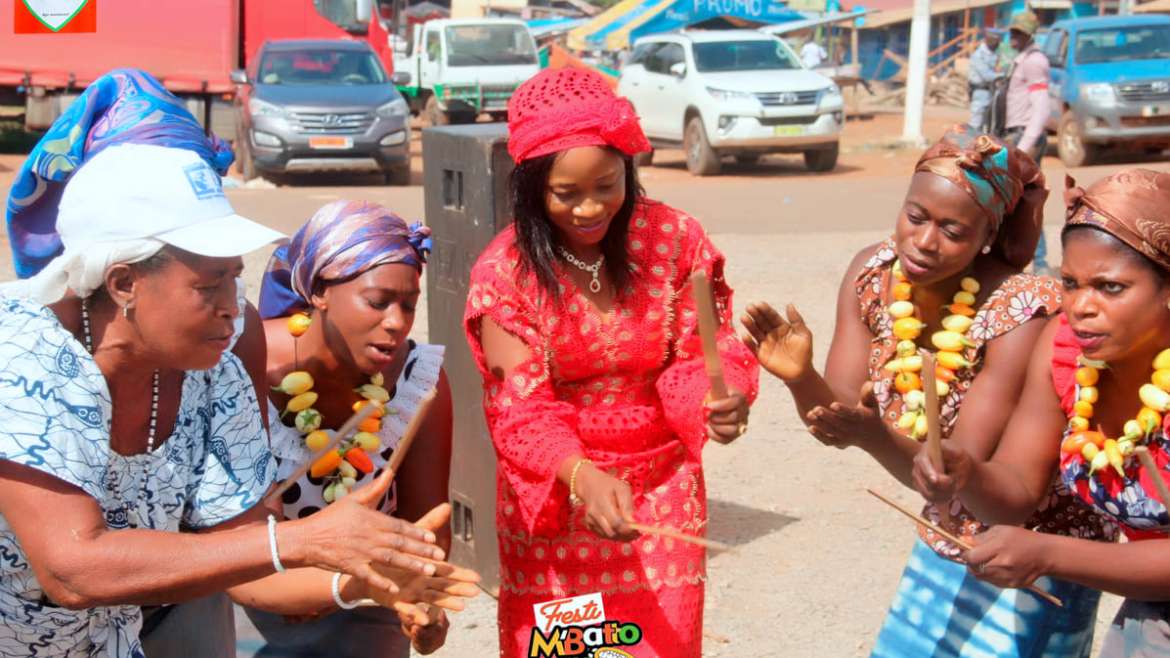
left=857, top=239, right=1111, bottom=557
left=464, top=200, right=758, bottom=658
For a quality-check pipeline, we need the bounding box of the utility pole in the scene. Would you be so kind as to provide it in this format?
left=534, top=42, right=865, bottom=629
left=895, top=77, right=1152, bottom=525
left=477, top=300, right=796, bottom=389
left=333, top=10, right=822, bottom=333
left=902, top=0, right=931, bottom=146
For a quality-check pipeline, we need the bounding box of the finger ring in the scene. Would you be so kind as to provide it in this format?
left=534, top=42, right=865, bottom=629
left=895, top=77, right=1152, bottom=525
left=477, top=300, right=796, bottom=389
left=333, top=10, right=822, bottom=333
left=973, top=563, right=985, bottom=574
left=737, top=422, right=748, bottom=436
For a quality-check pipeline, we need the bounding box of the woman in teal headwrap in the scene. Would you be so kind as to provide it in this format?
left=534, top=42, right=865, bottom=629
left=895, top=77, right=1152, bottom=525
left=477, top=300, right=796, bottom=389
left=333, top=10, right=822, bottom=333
left=742, top=128, right=1112, bottom=657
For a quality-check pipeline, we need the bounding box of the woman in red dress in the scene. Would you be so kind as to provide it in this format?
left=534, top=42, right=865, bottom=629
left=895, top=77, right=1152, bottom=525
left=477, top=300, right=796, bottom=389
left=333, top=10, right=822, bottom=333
left=463, top=68, right=758, bottom=658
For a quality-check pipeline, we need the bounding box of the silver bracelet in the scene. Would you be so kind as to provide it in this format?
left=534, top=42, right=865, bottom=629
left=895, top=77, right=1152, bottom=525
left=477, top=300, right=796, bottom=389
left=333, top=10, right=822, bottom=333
left=331, top=572, right=361, bottom=610
left=267, top=514, right=286, bottom=574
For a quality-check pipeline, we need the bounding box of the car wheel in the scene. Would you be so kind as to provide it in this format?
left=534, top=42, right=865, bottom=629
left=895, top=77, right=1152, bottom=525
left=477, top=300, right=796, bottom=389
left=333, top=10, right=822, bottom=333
left=1058, top=111, right=1096, bottom=167
left=425, top=95, right=449, bottom=127
left=735, top=153, right=761, bottom=166
left=384, top=164, right=411, bottom=186
left=684, top=116, right=721, bottom=176
left=633, top=149, right=654, bottom=167
left=236, top=130, right=256, bottom=180
left=804, top=143, right=839, bottom=172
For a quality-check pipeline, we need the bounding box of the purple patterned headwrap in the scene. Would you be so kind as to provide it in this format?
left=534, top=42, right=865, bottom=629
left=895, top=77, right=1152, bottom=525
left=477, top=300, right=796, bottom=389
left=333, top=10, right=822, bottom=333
left=258, top=201, right=432, bottom=319
left=6, top=68, right=233, bottom=278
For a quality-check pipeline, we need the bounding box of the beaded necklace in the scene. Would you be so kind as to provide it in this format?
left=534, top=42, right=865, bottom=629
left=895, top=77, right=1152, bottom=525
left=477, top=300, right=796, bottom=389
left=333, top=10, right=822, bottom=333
left=276, top=312, right=392, bottom=503
left=885, top=259, right=979, bottom=440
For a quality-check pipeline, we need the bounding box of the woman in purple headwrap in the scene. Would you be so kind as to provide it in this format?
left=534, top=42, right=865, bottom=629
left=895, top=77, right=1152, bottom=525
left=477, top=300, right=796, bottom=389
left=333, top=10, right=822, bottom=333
left=244, top=200, right=455, bottom=657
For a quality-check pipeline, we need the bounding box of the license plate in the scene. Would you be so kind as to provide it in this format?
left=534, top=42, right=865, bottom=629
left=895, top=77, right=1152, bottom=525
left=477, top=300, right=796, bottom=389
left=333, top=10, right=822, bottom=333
left=773, top=125, right=805, bottom=137
left=308, top=136, right=353, bottom=149
left=1141, top=105, right=1170, bottom=117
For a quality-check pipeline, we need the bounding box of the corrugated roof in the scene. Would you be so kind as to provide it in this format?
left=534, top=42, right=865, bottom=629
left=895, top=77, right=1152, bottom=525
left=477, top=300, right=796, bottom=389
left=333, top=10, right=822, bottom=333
left=857, top=0, right=1009, bottom=29
left=1135, top=0, right=1170, bottom=13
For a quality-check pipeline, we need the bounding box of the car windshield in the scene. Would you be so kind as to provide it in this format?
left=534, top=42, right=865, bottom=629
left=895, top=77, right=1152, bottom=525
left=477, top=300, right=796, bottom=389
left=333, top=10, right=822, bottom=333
left=693, top=40, right=799, bottom=72
left=1075, top=25, right=1170, bottom=64
left=258, top=50, right=387, bottom=85
left=445, top=25, right=537, bottom=66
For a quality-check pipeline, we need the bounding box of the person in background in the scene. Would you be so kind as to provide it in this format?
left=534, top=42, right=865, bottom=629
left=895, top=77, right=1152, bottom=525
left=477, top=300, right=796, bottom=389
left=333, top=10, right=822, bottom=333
left=1003, top=10, right=1053, bottom=276
left=801, top=31, right=828, bottom=69
left=968, top=29, right=1003, bottom=133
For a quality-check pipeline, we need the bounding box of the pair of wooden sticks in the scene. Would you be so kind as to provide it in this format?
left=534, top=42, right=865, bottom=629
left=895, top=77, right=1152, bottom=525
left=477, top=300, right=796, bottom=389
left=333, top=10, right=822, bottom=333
left=617, top=271, right=736, bottom=556
left=881, top=354, right=1065, bottom=606
left=867, top=488, right=1064, bottom=607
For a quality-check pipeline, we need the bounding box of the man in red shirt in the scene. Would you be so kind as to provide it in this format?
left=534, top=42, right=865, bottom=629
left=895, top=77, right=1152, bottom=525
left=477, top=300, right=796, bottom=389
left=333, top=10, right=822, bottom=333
left=1003, top=11, right=1050, bottom=160
left=1002, top=10, right=1052, bottom=274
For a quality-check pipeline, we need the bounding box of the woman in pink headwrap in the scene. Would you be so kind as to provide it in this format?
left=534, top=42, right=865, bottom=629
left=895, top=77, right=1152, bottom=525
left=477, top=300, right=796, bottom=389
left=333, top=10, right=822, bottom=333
left=463, top=68, right=759, bottom=657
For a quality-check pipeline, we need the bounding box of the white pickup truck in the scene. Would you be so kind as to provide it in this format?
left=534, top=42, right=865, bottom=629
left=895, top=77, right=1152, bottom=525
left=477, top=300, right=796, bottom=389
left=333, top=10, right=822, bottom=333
left=394, top=18, right=540, bottom=125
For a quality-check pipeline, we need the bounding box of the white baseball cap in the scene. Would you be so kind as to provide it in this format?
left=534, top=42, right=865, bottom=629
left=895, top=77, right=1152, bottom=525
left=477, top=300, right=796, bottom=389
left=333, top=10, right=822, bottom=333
left=58, top=143, right=284, bottom=257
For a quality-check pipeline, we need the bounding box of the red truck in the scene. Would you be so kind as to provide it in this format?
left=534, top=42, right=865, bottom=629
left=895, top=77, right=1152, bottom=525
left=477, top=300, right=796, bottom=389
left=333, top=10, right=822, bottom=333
left=0, top=0, right=392, bottom=133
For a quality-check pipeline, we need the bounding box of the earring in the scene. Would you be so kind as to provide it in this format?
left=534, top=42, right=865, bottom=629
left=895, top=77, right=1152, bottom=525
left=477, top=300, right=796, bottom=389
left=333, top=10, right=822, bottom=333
left=981, top=245, right=992, bottom=254
left=122, top=303, right=131, bottom=319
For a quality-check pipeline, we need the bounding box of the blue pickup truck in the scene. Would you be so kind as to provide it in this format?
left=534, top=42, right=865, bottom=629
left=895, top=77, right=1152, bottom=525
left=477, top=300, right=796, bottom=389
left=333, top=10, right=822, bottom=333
left=1042, top=14, right=1170, bottom=166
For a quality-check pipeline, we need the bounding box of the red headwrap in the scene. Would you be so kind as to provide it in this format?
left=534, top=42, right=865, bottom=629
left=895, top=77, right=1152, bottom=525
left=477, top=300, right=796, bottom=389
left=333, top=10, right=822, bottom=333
left=506, top=67, right=651, bottom=164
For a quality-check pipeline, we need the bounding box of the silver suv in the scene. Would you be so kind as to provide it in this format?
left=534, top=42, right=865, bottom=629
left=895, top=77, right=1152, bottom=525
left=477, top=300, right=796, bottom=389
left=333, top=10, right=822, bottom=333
left=232, top=39, right=412, bottom=184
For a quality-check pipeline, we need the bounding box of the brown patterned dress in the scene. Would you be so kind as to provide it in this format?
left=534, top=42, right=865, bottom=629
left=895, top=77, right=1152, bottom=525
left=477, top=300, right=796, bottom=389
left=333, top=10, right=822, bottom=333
left=857, top=238, right=1113, bottom=559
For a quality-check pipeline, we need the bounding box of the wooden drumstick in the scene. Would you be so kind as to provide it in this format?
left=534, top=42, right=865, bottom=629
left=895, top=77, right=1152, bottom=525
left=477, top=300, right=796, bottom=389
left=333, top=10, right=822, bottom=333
left=692, top=272, right=729, bottom=400
left=921, top=352, right=954, bottom=528
left=625, top=522, right=737, bottom=555
left=867, top=489, right=1063, bottom=607
left=385, top=388, right=439, bottom=476
left=921, top=352, right=945, bottom=473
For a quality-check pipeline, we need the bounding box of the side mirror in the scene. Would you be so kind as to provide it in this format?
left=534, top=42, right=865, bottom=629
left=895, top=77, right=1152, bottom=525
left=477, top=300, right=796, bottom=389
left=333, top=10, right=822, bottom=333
left=669, top=62, right=687, bottom=78
left=230, top=69, right=249, bottom=85
left=391, top=71, right=411, bottom=86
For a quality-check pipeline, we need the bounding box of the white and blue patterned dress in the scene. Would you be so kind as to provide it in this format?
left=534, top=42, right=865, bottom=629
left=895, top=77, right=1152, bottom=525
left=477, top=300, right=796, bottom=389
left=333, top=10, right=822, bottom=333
left=0, top=295, right=274, bottom=657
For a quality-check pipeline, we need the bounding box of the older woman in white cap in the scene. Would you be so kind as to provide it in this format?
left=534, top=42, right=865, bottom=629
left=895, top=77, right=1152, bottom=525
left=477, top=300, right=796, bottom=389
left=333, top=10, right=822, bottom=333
left=0, top=143, right=478, bottom=658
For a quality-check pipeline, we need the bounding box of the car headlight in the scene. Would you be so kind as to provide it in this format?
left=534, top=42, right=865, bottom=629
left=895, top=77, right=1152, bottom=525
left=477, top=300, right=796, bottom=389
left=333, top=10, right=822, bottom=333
left=820, top=84, right=843, bottom=105
left=1081, top=83, right=1116, bottom=106
left=249, top=98, right=287, bottom=118
left=706, top=87, right=758, bottom=104
left=376, top=99, right=409, bottom=118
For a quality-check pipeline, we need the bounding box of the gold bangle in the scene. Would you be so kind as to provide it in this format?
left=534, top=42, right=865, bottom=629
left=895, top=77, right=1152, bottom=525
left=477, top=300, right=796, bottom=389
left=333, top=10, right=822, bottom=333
left=568, top=458, right=592, bottom=507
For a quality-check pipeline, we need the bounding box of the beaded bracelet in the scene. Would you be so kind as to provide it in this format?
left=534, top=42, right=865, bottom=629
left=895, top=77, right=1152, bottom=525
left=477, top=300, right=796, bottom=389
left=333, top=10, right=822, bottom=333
left=569, top=458, right=592, bottom=507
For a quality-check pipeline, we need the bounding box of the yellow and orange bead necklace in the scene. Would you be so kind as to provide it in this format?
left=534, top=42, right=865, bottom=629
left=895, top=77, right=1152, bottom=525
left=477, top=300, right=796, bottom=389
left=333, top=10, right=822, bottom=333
left=273, top=312, right=392, bottom=503
left=1060, top=349, right=1170, bottom=478
left=885, top=259, right=980, bottom=440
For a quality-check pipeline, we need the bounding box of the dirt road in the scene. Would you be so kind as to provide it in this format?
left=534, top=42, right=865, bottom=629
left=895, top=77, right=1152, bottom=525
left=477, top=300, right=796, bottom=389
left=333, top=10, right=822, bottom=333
left=0, top=109, right=1161, bottom=656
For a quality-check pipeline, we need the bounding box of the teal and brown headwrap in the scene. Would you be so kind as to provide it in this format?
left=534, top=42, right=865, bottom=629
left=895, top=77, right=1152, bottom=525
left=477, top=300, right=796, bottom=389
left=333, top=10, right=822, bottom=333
left=914, top=127, right=1048, bottom=269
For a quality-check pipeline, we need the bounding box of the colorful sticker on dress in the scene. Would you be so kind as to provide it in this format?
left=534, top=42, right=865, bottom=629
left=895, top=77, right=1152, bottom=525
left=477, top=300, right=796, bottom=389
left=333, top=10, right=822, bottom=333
left=529, top=593, right=643, bottom=657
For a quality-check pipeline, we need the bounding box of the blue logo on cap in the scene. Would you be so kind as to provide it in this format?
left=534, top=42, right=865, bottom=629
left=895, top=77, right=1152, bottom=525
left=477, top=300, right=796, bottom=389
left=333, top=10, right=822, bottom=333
left=183, top=162, right=224, bottom=200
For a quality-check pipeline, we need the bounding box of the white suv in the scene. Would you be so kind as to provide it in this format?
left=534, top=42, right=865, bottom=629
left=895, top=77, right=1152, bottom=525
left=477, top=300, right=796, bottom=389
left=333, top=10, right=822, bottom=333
left=618, top=30, right=843, bottom=175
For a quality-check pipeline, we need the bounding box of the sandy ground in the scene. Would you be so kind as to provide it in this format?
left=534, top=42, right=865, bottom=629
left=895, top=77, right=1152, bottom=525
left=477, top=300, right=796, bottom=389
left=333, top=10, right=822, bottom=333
left=0, top=107, right=1164, bottom=656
